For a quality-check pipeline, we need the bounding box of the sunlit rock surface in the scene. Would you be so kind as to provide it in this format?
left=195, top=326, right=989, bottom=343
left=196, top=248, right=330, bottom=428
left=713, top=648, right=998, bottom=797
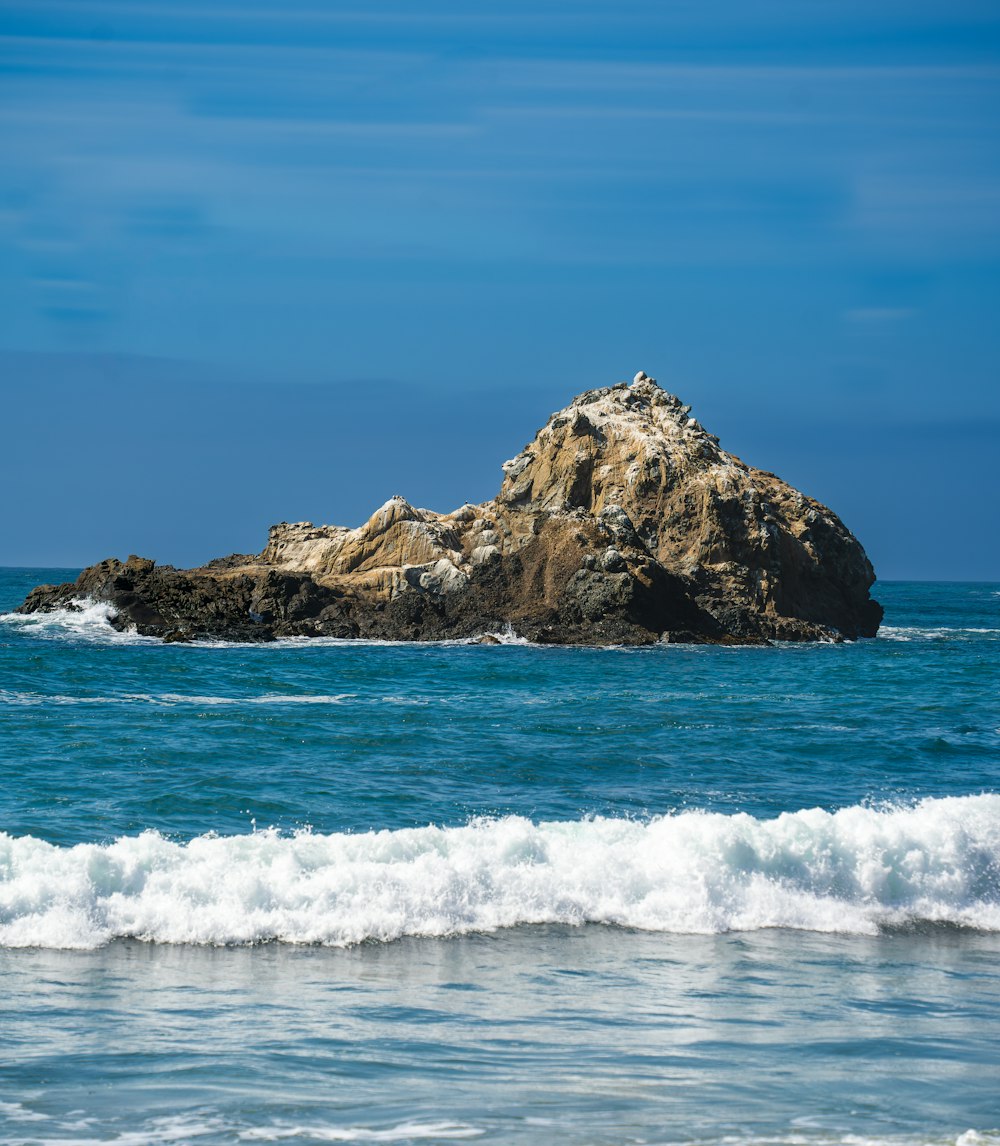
left=19, top=374, right=882, bottom=644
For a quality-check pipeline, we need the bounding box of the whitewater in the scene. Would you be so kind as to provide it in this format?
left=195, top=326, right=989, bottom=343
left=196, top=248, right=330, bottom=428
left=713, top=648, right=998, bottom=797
left=1, top=572, right=998, bottom=1145
left=3, top=797, right=999, bottom=948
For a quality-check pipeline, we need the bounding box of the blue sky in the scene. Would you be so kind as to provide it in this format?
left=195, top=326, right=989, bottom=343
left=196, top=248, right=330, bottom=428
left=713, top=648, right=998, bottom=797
left=2, top=0, right=999, bottom=577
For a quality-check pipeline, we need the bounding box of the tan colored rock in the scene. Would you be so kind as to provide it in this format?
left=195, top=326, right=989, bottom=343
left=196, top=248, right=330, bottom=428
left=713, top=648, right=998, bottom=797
left=19, top=373, right=882, bottom=644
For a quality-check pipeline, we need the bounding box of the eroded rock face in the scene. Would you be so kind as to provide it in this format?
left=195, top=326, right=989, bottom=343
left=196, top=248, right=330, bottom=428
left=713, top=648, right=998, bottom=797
left=18, top=374, right=882, bottom=644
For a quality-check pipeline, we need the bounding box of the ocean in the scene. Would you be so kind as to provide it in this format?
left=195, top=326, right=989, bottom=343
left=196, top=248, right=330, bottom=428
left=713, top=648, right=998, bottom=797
left=0, top=569, right=998, bottom=1145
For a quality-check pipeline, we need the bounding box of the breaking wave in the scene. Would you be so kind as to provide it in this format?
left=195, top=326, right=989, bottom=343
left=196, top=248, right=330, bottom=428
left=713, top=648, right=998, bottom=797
left=1, top=795, right=998, bottom=949
left=0, top=599, right=159, bottom=645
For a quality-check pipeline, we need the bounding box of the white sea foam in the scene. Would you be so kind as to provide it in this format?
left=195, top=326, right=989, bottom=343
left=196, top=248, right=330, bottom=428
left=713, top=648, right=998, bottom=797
left=0, top=1102, right=48, bottom=1123
left=879, top=625, right=1000, bottom=642
left=183, top=636, right=488, bottom=651
left=1, top=796, right=998, bottom=949
left=153, top=692, right=357, bottom=706
left=0, top=599, right=157, bottom=645
left=690, top=1133, right=1000, bottom=1146
left=239, top=1122, right=483, bottom=1141
left=0, top=1112, right=480, bottom=1144
left=191, top=631, right=542, bottom=651
left=0, top=1117, right=991, bottom=1146
left=0, top=690, right=360, bottom=707
left=475, top=623, right=534, bottom=646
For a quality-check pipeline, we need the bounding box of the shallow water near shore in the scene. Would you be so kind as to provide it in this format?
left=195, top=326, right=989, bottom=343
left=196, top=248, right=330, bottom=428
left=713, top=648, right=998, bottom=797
left=1, top=571, right=998, bottom=1144
left=4, top=926, right=1000, bottom=1145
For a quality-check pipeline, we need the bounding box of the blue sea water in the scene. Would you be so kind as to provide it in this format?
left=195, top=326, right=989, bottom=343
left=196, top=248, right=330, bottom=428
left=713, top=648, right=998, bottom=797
left=0, top=569, right=998, bottom=1145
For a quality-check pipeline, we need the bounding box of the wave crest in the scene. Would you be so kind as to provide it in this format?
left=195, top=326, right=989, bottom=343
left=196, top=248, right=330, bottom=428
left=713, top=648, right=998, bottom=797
left=1, top=795, right=998, bottom=948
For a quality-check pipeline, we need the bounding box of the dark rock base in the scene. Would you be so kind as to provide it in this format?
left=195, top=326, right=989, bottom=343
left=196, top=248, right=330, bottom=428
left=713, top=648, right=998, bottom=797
left=17, top=551, right=881, bottom=647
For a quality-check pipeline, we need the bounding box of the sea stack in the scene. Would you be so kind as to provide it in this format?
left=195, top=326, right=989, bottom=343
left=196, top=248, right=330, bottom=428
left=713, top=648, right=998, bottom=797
left=18, top=373, right=883, bottom=644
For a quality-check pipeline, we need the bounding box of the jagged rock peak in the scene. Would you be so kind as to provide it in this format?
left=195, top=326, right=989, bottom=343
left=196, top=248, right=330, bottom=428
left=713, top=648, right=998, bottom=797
left=499, top=372, right=720, bottom=516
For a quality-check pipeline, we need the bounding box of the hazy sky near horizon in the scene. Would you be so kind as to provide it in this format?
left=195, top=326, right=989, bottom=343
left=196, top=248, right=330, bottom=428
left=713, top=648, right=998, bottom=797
left=2, top=0, right=999, bottom=577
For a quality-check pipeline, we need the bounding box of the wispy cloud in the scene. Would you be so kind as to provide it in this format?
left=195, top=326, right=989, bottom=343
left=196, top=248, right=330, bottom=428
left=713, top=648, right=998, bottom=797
left=2, top=0, right=1000, bottom=402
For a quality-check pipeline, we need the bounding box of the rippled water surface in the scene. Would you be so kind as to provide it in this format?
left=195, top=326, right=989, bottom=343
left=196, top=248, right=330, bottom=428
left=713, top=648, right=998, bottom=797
left=1, top=571, right=998, bottom=1144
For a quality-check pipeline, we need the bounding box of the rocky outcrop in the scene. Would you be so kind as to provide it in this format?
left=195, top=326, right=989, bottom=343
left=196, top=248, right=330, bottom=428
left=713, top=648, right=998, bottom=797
left=18, top=373, right=882, bottom=644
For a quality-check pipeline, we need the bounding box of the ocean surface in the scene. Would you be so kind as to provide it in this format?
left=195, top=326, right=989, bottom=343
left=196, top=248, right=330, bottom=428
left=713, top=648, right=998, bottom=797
left=0, top=569, right=998, bottom=1146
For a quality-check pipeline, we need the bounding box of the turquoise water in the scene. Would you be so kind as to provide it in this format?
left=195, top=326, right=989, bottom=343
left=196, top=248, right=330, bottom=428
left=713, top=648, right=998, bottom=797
left=1, top=570, right=998, bottom=1144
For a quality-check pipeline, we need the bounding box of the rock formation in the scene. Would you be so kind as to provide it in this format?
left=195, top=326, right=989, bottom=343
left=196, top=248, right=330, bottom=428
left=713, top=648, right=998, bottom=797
left=18, top=374, right=882, bottom=644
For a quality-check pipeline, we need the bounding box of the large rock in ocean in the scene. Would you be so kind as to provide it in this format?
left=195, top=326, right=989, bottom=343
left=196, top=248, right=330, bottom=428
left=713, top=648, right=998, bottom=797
left=18, top=373, right=882, bottom=644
